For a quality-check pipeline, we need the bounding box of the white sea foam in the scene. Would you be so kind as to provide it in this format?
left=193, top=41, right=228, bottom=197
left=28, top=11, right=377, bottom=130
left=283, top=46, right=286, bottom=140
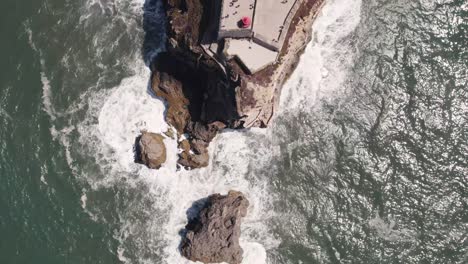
left=40, top=165, right=48, bottom=186
left=40, top=70, right=56, bottom=121
left=60, top=0, right=277, bottom=261
left=96, top=65, right=175, bottom=172
left=75, top=60, right=279, bottom=262
left=62, top=0, right=363, bottom=262
left=0, top=106, right=12, bottom=120
left=151, top=131, right=279, bottom=264
left=368, top=212, right=416, bottom=242
left=80, top=193, right=88, bottom=209
left=279, top=0, right=362, bottom=112
left=25, top=23, right=58, bottom=121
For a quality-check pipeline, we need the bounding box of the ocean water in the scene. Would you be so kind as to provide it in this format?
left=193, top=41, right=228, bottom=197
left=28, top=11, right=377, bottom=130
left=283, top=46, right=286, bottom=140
left=0, top=0, right=466, bottom=263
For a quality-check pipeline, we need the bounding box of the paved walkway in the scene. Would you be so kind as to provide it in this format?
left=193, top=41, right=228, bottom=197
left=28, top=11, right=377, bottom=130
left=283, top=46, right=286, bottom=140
left=218, top=0, right=302, bottom=73
left=219, top=0, right=255, bottom=39
left=253, top=0, right=298, bottom=51
left=225, top=39, right=278, bottom=73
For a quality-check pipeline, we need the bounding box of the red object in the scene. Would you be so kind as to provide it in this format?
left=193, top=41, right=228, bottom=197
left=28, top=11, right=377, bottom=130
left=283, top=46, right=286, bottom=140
left=241, top=16, right=251, bottom=28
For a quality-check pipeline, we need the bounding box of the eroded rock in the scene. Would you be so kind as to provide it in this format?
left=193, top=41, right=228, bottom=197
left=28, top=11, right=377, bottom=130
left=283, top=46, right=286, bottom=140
left=151, top=71, right=190, bottom=133
left=136, top=132, right=167, bottom=169
left=147, top=0, right=325, bottom=169
left=181, top=191, right=249, bottom=264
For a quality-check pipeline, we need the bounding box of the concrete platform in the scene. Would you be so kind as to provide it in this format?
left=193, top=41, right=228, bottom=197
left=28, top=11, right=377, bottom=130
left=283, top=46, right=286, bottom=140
left=225, top=39, right=278, bottom=73
left=219, top=0, right=255, bottom=39
left=252, top=0, right=299, bottom=51
left=216, top=0, right=302, bottom=74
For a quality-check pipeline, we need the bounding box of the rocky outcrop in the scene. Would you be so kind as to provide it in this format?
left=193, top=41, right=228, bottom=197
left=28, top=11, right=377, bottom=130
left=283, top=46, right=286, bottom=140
left=148, top=0, right=325, bottom=169
left=181, top=191, right=249, bottom=264
left=135, top=132, right=167, bottom=169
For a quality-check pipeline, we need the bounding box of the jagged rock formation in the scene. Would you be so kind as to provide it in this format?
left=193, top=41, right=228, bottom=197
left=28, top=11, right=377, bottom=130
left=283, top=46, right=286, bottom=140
left=150, top=0, right=325, bottom=168
left=180, top=191, right=249, bottom=264
left=135, top=132, right=167, bottom=169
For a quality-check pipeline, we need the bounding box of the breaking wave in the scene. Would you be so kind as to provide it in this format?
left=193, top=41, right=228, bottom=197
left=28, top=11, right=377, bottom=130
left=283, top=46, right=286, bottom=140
left=15, top=0, right=467, bottom=262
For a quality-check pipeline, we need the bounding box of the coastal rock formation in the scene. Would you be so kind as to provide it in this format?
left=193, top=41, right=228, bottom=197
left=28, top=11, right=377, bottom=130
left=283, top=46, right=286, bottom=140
left=181, top=191, right=249, bottom=264
left=148, top=0, right=325, bottom=169
left=136, top=132, right=167, bottom=169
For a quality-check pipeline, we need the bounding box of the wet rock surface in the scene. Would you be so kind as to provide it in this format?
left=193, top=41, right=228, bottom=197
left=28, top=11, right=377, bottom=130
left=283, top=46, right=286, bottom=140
left=135, top=132, right=167, bottom=169
left=180, top=191, right=249, bottom=264
left=147, top=0, right=325, bottom=169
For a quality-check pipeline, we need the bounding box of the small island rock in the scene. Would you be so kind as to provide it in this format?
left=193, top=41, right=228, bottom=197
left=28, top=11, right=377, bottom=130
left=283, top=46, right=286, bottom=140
left=136, top=132, right=167, bottom=169
left=181, top=191, right=250, bottom=264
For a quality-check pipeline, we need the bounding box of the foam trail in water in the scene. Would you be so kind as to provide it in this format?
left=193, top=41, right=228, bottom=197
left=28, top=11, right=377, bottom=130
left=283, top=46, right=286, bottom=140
left=280, top=0, right=362, bottom=112
left=40, top=70, right=56, bottom=121
left=25, top=23, right=58, bottom=121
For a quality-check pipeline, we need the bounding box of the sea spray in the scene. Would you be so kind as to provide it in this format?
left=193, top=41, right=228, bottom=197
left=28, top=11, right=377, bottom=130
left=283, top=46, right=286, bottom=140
left=43, top=0, right=363, bottom=262
left=78, top=65, right=280, bottom=262
left=70, top=0, right=363, bottom=262
left=279, top=0, right=362, bottom=112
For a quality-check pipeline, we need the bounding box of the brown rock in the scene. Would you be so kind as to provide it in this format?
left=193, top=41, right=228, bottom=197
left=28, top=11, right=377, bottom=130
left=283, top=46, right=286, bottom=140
left=136, top=132, right=167, bottom=169
left=163, top=128, right=175, bottom=139
left=148, top=0, right=325, bottom=169
left=186, top=121, right=220, bottom=142
left=178, top=139, right=191, bottom=153
left=181, top=191, right=249, bottom=264
left=178, top=138, right=209, bottom=169
left=209, top=121, right=227, bottom=130
left=152, top=71, right=190, bottom=133
left=178, top=151, right=209, bottom=169
left=190, top=139, right=208, bottom=155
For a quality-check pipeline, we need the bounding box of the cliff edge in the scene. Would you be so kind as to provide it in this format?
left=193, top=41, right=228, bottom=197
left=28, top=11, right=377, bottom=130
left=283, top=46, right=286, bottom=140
left=150, top=0, right=325, bottom=169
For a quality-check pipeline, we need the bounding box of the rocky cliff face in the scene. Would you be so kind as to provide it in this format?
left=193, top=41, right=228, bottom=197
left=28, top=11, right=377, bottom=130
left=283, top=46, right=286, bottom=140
left=151, top=0, right=325, bottom=168
left=180, top=191, right=249, bottom=264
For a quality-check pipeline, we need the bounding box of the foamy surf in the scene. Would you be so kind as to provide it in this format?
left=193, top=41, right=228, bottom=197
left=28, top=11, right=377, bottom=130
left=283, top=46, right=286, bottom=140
left=60, top=0, right=363, bottom=262
left=73, top=55, right=278, bottom=263
left=151, top=131, right=279, bottom=264
left=96, top=63, right=176, bottom=172
left=279, top=0, right=362, bottom=112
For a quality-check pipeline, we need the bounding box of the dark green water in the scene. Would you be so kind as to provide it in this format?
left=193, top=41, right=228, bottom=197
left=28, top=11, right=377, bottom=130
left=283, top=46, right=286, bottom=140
left=0, top=0, right=466, bottom=263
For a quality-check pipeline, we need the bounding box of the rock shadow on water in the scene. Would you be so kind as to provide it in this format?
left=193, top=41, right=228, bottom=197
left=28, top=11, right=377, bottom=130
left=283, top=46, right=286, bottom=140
left=177, top=191, right=249, bottom=264
left=177, top=197, right=210, bottom=253
left=133, top=134, right=143, bottom=164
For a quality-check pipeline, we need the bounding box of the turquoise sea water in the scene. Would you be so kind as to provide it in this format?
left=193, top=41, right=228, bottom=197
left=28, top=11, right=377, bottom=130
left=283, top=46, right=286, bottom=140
left=0, top=0, right=466, bottom=263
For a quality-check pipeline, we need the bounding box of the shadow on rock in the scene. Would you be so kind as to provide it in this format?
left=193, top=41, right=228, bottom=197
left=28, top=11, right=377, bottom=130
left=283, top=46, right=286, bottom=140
left=178, top=197, right=210, bottom=251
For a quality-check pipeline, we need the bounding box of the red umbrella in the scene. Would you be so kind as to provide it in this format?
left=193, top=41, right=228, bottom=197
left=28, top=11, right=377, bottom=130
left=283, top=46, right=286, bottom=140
left=241, top=16, right=251, bottom=28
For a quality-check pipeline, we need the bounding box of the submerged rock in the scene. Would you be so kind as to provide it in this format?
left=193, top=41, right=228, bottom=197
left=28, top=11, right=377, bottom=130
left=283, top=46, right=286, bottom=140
left=181, top=191, right=249, bottom=264
left=136, top=132, right=166, bottom=169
